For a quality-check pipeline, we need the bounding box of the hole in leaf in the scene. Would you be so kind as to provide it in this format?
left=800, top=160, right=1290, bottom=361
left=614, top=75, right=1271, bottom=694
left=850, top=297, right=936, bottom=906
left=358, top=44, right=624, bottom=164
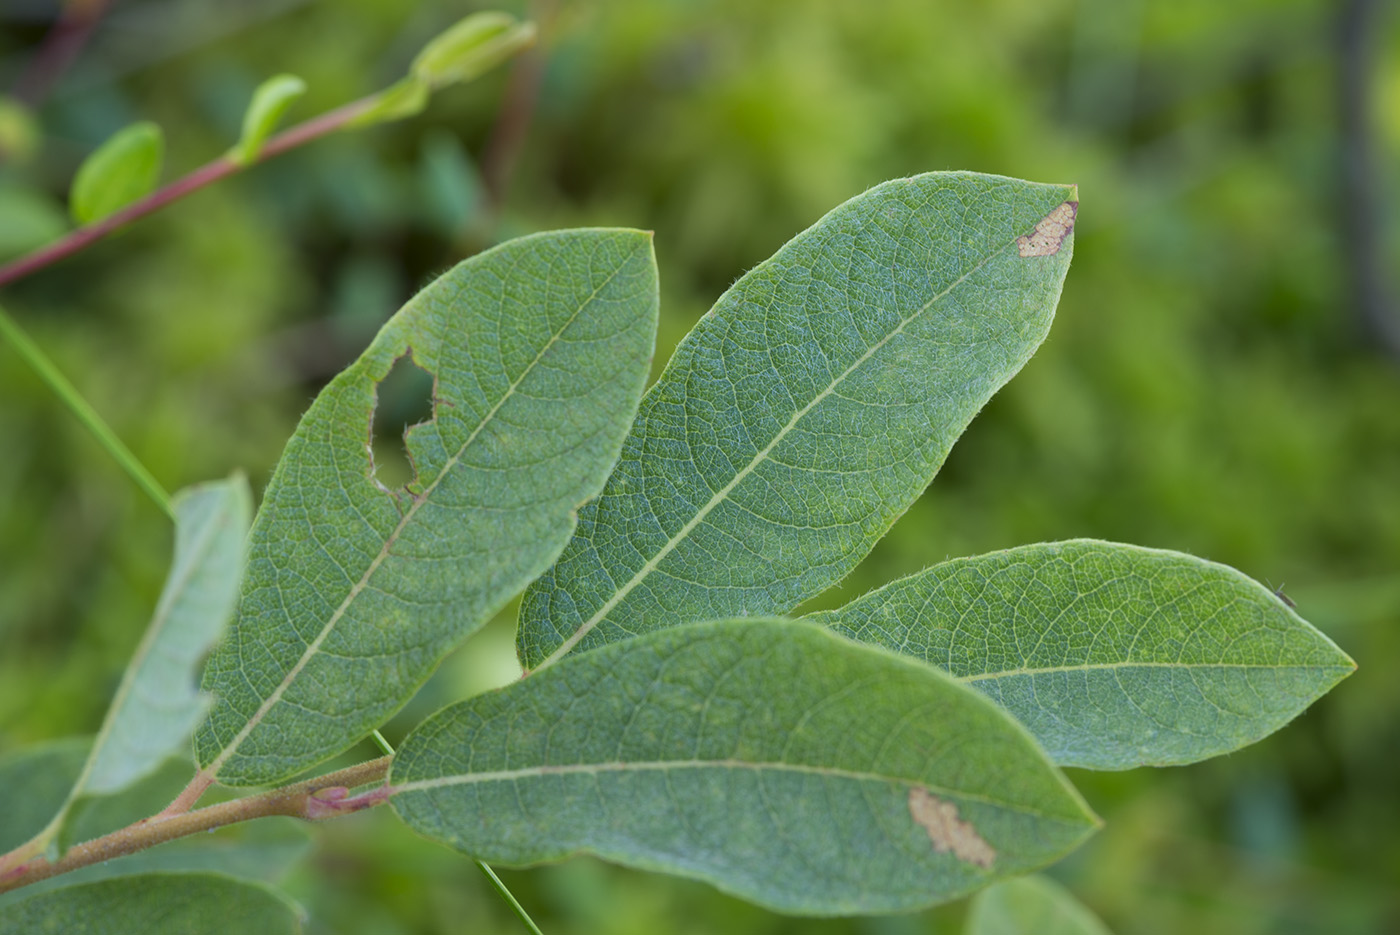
left=371, top=353, right=435, bottom=492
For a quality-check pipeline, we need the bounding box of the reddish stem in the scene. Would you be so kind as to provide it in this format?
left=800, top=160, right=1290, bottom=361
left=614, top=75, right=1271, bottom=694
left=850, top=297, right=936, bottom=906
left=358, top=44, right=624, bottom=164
left=0, top=96, right=375, bottom=290
left=12, top=0, right=111, bottom=109
left=481, top=0, right=556, bottom=211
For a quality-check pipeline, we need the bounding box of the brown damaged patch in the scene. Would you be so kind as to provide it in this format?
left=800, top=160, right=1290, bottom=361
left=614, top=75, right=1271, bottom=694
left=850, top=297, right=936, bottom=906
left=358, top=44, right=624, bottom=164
left=1017, top=201, right=1078, bottom=257
left=908, top=787, right=996, bottom=869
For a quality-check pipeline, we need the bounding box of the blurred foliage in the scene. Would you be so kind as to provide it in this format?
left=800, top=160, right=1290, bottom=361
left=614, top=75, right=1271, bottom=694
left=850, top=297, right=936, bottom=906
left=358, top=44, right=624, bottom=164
left=1, top=0, right=1398, bottom=932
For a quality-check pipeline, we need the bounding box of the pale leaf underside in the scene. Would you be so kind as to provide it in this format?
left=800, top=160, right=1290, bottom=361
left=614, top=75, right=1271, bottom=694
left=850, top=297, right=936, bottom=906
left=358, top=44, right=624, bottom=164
left=80, top=477, right=250, bottom=798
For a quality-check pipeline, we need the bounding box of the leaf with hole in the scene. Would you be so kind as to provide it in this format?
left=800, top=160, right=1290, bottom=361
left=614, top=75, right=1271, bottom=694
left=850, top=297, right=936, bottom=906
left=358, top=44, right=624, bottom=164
left=69, top=122, right=164, bottom=225
left=193, top=229, right=658, bottom=787
left=517, top=171, right=1078, bottom=671
left=391, top=618, right=1099, bottom=915
left=0, top=873, right=302, bottom=934
left=229, top=74, right=307, bottom=166
left=966, top=875, right=1113, bottom=935
left=809, top=540, right=1355, bottom=769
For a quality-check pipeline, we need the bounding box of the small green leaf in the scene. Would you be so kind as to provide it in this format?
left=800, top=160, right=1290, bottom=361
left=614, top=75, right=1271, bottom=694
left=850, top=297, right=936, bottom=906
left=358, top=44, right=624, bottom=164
left=69, top=122, right=164, bottom=225
left=966, top=876, right=1113, bottom=935
left=347, top=76, right=431, bottom=128
left=411, top=13, right=536, bottom=89
left=519, top=172, right=1078, bottom=671
left=0, top=873, right=302, bottom=934
left=347, top=13, right=534, bottom=130
left=195, top=229, right=659, bottom=787
left=392, top=619, right=1098, bottom=916
left=810, top=540, right=1356, bottom=769
left=230, top=74, right=307, bottom=166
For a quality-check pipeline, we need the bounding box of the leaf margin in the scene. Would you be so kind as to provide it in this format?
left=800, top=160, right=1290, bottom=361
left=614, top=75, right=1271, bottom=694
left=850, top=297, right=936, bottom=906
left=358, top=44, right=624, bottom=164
left=391, top=616, right=1100, bottom=916
left=809, top=538, right=1357, bottom=769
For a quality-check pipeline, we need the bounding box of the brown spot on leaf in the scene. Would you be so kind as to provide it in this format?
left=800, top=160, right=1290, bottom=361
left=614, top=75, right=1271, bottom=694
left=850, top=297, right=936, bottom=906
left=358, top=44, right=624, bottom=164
left=908, top=787, right=996, bottom=869
left=1017, top=201, right=1078, bottom=257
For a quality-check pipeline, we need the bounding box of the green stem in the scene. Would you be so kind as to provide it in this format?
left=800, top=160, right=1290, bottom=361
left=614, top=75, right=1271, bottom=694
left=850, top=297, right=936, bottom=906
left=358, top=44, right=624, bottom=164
left=367, top=728, right=543, bottom=934
left=0, top=304, right=172, bottom=519
left=476, top=861, right=545, bottom=935
left=369, top=729, right=395, bottom=756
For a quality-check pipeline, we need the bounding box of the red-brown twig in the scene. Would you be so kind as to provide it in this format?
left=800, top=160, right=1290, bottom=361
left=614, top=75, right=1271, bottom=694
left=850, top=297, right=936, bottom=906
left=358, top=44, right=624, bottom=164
left=0, top=95, right=376, bottom=290
left=12, top=0, right=111, bottom=109
left=0, top=756, right=394, bottom=895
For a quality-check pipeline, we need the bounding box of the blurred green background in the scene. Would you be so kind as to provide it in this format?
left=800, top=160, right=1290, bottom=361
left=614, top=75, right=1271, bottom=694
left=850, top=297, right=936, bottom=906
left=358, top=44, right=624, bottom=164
left=1, top=0, right=1397, bottom=932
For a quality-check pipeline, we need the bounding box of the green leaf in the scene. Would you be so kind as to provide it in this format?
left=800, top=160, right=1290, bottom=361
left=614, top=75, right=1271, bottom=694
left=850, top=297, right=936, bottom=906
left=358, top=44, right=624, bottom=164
left=69, top=122, right=164, bottom=225
left=347, top=13, right=534, bottom=130
left=518, top=172, right=1078, bottom=671
left=5, top=479, right=252, bottom=860
left=0, top=873, right=302, bottom=934
left=229, top=74, right=307, bottom=166
left=810, top=540, right=1356, bottom=769
left=966, top=875, right=1113, bottom=935
left=391, top=618, right=1098, bottom=916
left=195, top=229, right=659, bottom=787
left=80, top=477, right=252, bottom=796
left=347, top=77, right=430, bottom=128
left=411, top=13, right=537, bottom=89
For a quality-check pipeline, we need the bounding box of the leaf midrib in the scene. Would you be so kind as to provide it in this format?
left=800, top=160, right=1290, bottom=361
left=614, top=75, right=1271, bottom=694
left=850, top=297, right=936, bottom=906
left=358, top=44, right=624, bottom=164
left=535, top=225, right=1036, bottom=671
left=202, top=260, right=629, bottom=781
left=392, top=757, right=1075, bottom=821
left=957, top=659, right=1355, bottom=684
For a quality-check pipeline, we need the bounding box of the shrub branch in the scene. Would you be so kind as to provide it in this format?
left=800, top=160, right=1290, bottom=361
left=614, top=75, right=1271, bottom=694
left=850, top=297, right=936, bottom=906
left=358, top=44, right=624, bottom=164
left=0, top=96, right=375, bottom=289
left=0, top=756, right=393, bottom=895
